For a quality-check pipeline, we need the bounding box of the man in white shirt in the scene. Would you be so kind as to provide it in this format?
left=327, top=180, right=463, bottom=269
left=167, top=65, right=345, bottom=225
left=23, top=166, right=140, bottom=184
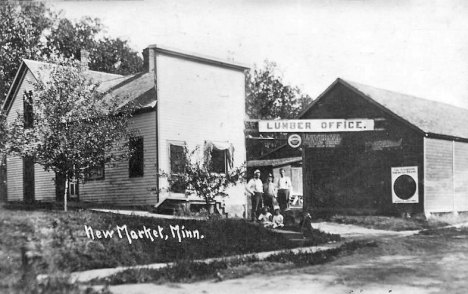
left=277, top=168, right=292, bottom=212
left=246, top=169, right=264, bottom=220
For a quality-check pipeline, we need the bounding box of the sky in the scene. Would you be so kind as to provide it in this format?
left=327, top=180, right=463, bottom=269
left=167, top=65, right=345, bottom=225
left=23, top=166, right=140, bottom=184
left=47, top=0, right=468, bottom=109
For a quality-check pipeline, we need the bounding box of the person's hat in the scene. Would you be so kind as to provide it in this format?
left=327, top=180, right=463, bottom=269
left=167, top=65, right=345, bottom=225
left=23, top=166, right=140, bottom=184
left=254, top=169, right=261, bottom=174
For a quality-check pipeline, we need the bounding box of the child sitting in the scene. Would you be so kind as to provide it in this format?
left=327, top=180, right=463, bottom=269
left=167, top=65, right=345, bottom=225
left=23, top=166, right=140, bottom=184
left=272, top=209, right=284, bottom=228
left=258, top=207, right=273, bottom=228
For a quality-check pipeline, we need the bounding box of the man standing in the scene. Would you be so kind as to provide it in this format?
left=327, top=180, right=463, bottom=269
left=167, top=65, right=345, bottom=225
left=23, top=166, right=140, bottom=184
left=246, top=170, right=263, bottom=220
left=263, top=173, right=277, bottom=213
left=277, top=168, right=292, bottom=212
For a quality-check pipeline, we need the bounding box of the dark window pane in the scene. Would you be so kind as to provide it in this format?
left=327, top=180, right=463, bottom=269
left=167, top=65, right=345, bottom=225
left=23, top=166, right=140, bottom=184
left=211, top=149, right=226, bottom=173
left=23, top=91, right=34, bottom=128
left=170, top=145, right=185, bottom=174
left=129, top=137, right=144, bottom=178
left=85, top=165, right=105, bottom=180
left=170, top=144, right=186, bottom=193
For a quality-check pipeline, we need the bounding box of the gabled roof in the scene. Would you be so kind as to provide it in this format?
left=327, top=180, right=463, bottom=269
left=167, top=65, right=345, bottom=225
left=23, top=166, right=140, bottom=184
left=3, top=46, right=248, bottom=115
left=101, top=72, right=156, bottom=109
left=24, top=59, right=123, bottom=87
left=2, top=59, right=156, bottom=114
left=299, top=78, right=468, bottom=141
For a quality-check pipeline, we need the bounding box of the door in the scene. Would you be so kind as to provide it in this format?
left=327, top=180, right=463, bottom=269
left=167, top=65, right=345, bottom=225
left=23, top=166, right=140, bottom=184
left=23, top=156, right=35, bottom=203
left=69, top=178, right=79, bottom=201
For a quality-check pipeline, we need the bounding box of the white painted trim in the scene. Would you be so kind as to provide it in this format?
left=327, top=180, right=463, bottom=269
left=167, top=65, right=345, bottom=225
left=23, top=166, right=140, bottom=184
left=423, top=136, right=429, bottom=218
left=155, top=53, right=161, bottom=204
left=452, top=141, right=459, bottom=215
left=302, top=146, right=307, bottom=211
left=147, top=44, right=250, bottom=71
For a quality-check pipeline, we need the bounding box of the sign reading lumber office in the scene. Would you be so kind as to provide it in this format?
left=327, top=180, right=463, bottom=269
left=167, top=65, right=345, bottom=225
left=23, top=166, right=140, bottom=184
left=259, top=119, right=375, bottom=133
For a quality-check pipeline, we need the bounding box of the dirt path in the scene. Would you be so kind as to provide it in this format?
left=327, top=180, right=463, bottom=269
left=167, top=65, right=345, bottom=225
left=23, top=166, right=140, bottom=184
left=107, top=225, right=468, bottom=294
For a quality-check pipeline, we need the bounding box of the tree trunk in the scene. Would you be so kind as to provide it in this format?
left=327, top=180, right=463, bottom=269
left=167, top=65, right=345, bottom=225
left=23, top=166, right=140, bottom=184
left=205, top=199, right=214, bottom=215
left=63, top=176, right=68, bottom=212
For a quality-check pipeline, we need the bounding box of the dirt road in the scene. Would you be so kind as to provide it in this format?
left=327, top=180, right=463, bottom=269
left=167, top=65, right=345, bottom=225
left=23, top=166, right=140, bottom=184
left=108, top=225, right=468, bottom=294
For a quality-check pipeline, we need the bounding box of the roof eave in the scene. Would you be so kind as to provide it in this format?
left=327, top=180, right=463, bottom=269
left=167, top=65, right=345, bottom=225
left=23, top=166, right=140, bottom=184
left=338, top=78, right=426, bottom=136
left=2, top=60, right=29, bottom=114
left=296, top=78, right=341, bottom=119
left=148, top=44, right=250, bottom=71
left=426, top=132, right=468, bottom=143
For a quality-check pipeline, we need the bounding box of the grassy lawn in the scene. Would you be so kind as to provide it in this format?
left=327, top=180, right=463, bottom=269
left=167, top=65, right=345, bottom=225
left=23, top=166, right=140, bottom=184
left=0, top=204, right=339, bottom=293
left=90, top=241, right=372, bottom=286
left=329, top=214, right=452, bottom=231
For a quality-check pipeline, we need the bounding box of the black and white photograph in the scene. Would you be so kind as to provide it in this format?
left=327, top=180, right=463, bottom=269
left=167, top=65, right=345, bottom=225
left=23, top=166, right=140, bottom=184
left=1, top=0, right=468, bottom=293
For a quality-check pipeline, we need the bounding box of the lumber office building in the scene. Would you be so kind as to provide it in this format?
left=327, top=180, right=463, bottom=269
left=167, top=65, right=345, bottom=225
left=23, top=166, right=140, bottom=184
left=299, top=78, right=468, bottom=217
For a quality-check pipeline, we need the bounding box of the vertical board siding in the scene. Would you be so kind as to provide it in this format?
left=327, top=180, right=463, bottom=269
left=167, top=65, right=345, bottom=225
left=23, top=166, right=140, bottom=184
left=79, top=111, right=157, bottom=205
left=5, top=71, right=35, bottom=201
left=291, top=167, right=303, bottom=195
left=156, top=55, right=247, bottom=213
left=454, top=142, right=468, bottom=212
left=425, top=138, right=454, bottom=212
left=34, top=165, right=56, bottom=201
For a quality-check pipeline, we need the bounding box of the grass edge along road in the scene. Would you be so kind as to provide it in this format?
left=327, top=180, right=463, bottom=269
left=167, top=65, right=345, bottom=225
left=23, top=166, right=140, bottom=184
left=0, top=206, right=339, bottom=293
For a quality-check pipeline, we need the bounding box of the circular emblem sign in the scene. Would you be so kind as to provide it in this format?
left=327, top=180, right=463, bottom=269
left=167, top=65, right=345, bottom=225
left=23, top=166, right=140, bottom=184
left=288, top=134, right=302, bottom=148
left=393, top=175, right=417, bottom=200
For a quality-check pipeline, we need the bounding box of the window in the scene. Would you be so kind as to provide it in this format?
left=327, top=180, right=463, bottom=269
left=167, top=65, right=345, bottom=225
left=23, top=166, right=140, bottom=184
left=129, top=137, right=144, bottom=178
left=85, top=164, right=105, bottom=180
left=169, top=143, right=186, bottom=193
left=170, top=144, right=185, bottom=174
left=210, top=149, right=227, bottom=174
left=204, top=141, right=233, bottom=174
left=23, top=91, right=34, bottom=128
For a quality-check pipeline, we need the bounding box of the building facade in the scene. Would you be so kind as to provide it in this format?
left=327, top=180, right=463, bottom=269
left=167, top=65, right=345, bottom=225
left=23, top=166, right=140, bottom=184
left=299, top=78, right=468, bottom=217
left=1, top=45, right=249, bottom=217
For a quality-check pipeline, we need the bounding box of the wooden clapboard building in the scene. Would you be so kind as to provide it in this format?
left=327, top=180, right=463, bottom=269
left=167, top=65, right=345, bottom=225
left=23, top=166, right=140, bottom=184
left=1, top=45, right=248, bottom=217
left=300, top=78, right=468, bottom=217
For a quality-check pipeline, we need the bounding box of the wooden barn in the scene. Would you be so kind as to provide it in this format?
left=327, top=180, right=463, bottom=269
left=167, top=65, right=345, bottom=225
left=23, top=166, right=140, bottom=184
left=1, top=45, right=248, bottom=217
left=299, top=78, right=468, bottom=217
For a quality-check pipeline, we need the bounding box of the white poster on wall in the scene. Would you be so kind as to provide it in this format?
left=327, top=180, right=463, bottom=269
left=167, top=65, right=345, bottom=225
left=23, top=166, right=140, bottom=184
left=391, top=166, right=419, bottom=203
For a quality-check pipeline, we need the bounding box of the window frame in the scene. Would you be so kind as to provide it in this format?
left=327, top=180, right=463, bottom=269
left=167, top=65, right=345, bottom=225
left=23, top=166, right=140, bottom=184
left=167, top=141, right=187, bottom=193
left=84, top=164, right=105, bottom=181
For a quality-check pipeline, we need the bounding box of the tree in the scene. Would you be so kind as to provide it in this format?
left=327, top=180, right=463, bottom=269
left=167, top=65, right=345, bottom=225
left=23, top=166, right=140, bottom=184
left=163, top=146, right=245, bottom=215
left=0, top=2, right=54, bottom=105
left=246, top=60, right=313, bottom=120
left=0, top=1, right=143, bottom=105
left=88, top=37, right=144, bottom=76
left=6, top=59, right=136, bottom=210
left=245, top=61, right=313, bottom=159
left=45, top=17, right=143, bottom=75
